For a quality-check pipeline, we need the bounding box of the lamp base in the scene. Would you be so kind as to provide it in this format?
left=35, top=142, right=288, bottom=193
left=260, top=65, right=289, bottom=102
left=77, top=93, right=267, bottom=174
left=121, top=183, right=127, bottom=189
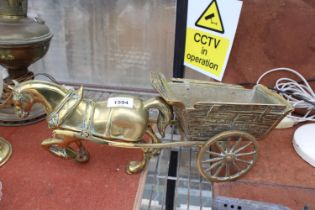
left=0, top=137, right=12, bottom=167
left=0, top=104, right=45, bottom=126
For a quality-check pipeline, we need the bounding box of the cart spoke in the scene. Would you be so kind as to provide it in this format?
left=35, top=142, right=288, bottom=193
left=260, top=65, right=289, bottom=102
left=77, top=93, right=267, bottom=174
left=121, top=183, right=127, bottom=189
left=232, top=160, right=241, bottom=171
left=202, top=157, right=223, bottom=164
left=214, top=162, right=225, bottom=176
left=234, top=141, right=253, bottom=154
left=230, top=137, right=242, bottom=152
left=225, top=137, right=233, bottom=152
left=235, top=157, right=252, bottom=165
left=205, top=150, right=223, bottom=157
left=198, top=132, right=258, bottom=182
left=215, top=141, right=225, bottom=153
left=222, top=140, right=230, bottom=152
left=205, top=160, right=223, bottom=173
left=236, top=151, right=256, bottom=157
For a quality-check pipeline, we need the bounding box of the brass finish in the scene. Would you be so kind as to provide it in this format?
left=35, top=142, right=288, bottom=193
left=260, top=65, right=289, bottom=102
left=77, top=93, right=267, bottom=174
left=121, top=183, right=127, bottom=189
left=0, top=0, right=52, bottom=125
left=11, top=80, right=173, bottom=174
left=151, top=72, right=293, bottom=141
left=0, top=137, right=12, bottom=166
left=0, top=0, right=52, bottom=82
left=50, top=129, right=205, bottom=149
left=11, top=73, right=292, bottom=182
left=0, top=0, right=27, bottom=17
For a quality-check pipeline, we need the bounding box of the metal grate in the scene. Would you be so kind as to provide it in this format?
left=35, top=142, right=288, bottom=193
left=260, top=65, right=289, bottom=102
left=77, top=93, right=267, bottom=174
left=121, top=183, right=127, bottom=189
left=139, top=126, right=213, bottom=210
left=214, top=197, right=290, bottom=210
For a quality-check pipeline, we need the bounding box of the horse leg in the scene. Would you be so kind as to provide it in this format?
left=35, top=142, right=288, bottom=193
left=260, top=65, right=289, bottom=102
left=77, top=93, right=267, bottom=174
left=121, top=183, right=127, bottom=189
left=127, top=148, right=153, bottom=174
left=55, top=130, right=90, bottom=163
left=126, top=126, right=162, bottom=174
left=41, top=130, right=90, bottom=163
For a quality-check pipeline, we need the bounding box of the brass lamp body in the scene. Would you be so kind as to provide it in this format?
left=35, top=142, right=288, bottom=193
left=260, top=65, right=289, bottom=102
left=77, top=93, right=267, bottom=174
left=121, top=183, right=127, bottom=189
left=0, top=0, right=52, bottom=96
left=0, top=0, right=53, bottom=166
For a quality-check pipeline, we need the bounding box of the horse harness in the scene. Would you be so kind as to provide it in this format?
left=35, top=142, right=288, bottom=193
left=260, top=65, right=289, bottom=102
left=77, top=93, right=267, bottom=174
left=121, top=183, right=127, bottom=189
left=47, top=87, right=96, bottom=138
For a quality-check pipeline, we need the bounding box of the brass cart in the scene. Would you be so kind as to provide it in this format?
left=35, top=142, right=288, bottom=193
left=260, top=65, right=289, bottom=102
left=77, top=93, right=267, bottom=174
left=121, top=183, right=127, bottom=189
left=10, top=73, right=292, bottom=182
left=149, top=73, right=293, bottom=182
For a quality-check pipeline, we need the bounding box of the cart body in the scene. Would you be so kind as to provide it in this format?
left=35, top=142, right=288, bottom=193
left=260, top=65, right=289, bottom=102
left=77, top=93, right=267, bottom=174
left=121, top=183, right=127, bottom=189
left=151, top=73, right=292, bottom=141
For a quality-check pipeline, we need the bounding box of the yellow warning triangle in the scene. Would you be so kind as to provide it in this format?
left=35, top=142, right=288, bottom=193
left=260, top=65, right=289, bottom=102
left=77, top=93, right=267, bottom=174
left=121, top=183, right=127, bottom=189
left=195, top=0, right=224, bottom=33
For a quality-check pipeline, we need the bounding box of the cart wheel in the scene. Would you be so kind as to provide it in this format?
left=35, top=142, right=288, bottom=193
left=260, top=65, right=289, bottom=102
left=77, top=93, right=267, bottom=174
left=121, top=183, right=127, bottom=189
left=197, top=131, right=259, bottom=182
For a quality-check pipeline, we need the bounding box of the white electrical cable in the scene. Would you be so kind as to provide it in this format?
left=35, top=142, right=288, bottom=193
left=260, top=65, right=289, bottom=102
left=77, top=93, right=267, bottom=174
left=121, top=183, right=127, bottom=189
left=257, top=67, right=315, bottom=123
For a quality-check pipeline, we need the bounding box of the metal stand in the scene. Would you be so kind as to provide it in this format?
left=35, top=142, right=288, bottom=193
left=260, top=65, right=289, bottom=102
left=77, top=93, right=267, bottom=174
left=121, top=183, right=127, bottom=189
left=0, top=104, right=45, bottom=126
left=0, top=137, right=12, bottom=167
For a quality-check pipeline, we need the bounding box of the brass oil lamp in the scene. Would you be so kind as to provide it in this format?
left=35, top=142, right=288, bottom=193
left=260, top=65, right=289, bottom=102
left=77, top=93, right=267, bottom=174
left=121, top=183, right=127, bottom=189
left=0, top=0, right=52, bottom=166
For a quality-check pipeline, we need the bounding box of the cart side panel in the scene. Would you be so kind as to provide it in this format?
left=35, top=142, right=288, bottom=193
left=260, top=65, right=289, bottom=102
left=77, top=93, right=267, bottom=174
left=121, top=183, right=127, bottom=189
left=184, top=103, right=289, bottom=141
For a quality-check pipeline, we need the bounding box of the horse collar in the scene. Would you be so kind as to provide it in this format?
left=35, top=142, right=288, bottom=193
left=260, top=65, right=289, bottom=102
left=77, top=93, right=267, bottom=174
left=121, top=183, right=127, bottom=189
left=47, top=87, right=83, bottom=128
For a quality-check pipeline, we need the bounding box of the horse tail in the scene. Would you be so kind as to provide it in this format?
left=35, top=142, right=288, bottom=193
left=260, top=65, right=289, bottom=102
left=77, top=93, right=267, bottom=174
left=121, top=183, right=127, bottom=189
left=143, top=97, right=173, bottom=137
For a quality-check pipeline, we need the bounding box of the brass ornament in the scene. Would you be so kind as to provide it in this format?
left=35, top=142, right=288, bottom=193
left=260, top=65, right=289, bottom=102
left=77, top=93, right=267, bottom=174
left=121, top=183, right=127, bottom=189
left=11, top=73, right=293, bottom=182
left=11, top=80, right=173, bottom=174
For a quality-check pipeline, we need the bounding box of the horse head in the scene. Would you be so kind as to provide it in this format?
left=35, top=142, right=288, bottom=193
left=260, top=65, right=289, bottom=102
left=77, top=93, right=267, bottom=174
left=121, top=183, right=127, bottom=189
left=9, top=80, right=72, bottom=120
left=10, top=81, right=35, bottom=119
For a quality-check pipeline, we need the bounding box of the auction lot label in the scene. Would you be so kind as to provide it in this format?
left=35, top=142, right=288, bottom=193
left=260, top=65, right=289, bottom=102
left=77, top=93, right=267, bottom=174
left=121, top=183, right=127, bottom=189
left=184, top=0, right=242, bottom=81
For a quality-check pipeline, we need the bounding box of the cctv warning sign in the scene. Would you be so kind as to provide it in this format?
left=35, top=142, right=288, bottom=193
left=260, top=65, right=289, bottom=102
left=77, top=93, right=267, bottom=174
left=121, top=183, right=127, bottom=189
left=195, top=0, right=224, bottom=33
left=185, top=28, right=229, bottom=78
left=184, top=0, right=242, bottom=81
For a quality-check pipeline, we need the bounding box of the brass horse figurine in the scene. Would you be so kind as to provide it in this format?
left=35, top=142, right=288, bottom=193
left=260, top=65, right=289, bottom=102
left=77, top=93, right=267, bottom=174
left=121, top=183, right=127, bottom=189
left=10, top=80, right=173, bottom=174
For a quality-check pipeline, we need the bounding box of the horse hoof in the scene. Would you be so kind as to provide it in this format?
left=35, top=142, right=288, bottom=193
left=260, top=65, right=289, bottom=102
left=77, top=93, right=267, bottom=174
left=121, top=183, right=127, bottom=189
left=126, top=161, right=146, bottom=174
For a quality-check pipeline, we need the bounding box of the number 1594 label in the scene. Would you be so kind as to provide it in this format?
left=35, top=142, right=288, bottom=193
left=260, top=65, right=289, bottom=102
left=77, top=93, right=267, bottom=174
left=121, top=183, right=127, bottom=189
left=107, top=97, right=134, bottom=108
